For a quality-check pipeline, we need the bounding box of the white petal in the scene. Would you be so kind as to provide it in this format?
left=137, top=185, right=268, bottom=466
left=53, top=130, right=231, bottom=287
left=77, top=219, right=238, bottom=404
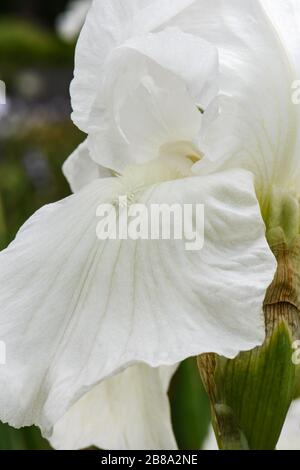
left=0, top=169, right=275, bottom=437
left=50, top=364, right=177, bottom=450
left=262, top=0, right=300, bottom=76
left=108, top=29, right=218, bottom=110
left=89, top=60, right=202, bottom=171
left=277, top=398, right=300, bottom=450
left=86, top=28, right=216, bottom=171
left=202, top=425, right=218, bottom=450
left=130, top=0, right=195, bottom=34
left=72, top=26, right=218, bottom=171
left=260, top=0, right=300, bottom=194
left=71, top=0, right=196, bottom=131
left=167, top=0, right=300, bottom=204
left=63, top=139, right=114, bottom=193
left=73, top=27, right=217, bottom=171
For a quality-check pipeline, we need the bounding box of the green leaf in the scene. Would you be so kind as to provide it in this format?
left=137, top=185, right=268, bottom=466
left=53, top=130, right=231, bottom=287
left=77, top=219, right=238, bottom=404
left=169, top=358, right=210, bottom=450
left=213, top=320, right=297, bottom=450
left=0, top=422, right=51, bottom=450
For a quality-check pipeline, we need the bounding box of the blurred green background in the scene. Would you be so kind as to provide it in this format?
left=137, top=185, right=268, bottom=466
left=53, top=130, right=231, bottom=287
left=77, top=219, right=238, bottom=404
left=0, top=1, right=211, bottom=450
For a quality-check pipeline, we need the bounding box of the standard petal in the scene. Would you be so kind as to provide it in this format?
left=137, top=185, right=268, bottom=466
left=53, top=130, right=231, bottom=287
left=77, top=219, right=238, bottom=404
left=71, top=0, right=195, bottom=131
left=262, top=0, right=300, bottom=76
left=167, top=0, right=300, bottom=206
left=50, top=364, right=177, bottom=450
left=73, top=27, right=218, bottom=172
left=63, top=139, right=114, bottom=193
left=89, top=63, right=202, bottom=171
left=72, top=27, right=218, bottom=171
left=0, top=168, right=275, bottom=437
left=86, top=28, right=216, bottom=171
left=108, top=29, right=218, bottom=110
left=277, top=398, right=300, bottom=450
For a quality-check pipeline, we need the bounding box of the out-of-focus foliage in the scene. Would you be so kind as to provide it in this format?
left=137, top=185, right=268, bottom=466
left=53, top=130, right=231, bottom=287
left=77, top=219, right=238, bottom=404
left=0, top=14, right=82, bottom=447
left=0, top=122, right=83, bottom=249
left=0, top=17, right=74, bottom=71
left=0, top=423, right=51, bottom=450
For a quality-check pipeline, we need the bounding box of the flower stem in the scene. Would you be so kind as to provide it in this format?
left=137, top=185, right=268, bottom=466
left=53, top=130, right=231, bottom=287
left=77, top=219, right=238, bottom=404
left=198, top=232, right=300, bottom=450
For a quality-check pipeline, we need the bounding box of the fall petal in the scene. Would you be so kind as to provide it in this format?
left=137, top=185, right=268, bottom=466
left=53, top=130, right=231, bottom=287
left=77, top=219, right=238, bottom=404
left=50, top=364, right=177, bottom=450
left=0, top=169, right=275, bottom=437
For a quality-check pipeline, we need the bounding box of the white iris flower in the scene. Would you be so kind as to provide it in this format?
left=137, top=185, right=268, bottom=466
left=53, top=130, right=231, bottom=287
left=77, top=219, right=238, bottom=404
left=1, top=0, right=299, bottom=450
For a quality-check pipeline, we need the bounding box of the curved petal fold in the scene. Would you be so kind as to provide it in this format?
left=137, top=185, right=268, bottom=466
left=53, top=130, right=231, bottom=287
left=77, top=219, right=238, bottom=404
left=63, top=139, right=114, bottom=193
left=71, top=0, right=197, bottom=132
left=72, top=26, right=217, bottom=172
left=108, top=29, right=218, bottom=110
left=50, top=364, right=177, bottom=450
left=89, top=62, right=203, bottom=171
